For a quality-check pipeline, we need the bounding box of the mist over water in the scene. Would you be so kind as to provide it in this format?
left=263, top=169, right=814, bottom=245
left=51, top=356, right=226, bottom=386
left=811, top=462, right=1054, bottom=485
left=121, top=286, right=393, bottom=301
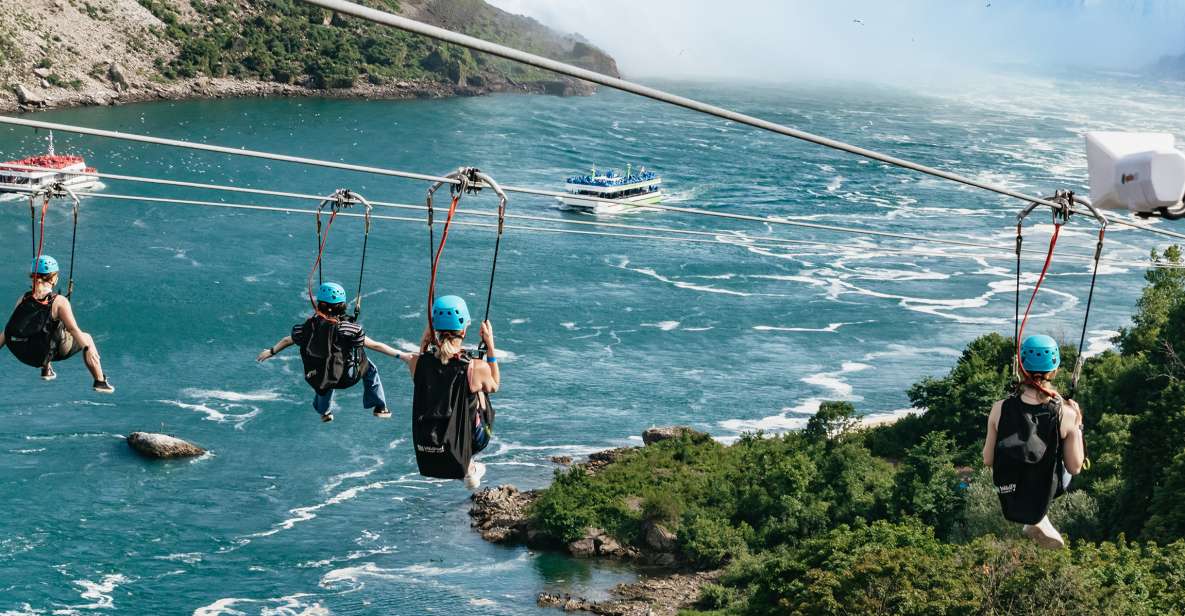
left=489, top=0, right=1185, bottom=82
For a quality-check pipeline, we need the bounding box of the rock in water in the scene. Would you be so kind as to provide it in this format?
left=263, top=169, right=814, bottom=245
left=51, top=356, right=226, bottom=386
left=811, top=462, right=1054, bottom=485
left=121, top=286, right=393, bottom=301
left=127, top=432, right=206, bottom=459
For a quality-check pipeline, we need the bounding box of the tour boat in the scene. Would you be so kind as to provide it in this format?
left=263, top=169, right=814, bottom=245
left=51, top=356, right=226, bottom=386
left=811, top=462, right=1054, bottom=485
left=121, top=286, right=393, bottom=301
left=0, top=133, right=99, bottom=196
left=559, top=165, right=662, bottom=213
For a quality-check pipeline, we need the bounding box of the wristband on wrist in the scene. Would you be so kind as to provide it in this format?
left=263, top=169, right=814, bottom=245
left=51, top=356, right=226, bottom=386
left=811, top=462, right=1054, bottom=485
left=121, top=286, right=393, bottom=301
left=268, top=347, right=276, bottom=357
left=486, top=356, right=497, bottom=363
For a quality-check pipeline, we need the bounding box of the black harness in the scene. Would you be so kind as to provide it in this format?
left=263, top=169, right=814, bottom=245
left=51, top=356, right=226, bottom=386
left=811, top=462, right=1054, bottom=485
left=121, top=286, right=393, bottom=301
left=5, top=291, right=61, bottom=368
left=993, top=394, right=1067, bottom=524
left=411, top=353, right=495, bottom=479
left=297, top=316, right=369, bottom=393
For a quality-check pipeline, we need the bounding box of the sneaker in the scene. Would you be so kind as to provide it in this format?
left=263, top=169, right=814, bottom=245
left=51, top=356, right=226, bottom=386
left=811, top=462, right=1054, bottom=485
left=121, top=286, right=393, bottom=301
left=464, top=461, right=486, bottom=491
left=1023, top=517, right=1066, bottom=549
left=92, top=378, right=114, bottom=394
left=41, top=365, right=56, bottom=381
left=321, top=413, right=334, bottom=423
left=373, top=407, right=391, bottom=419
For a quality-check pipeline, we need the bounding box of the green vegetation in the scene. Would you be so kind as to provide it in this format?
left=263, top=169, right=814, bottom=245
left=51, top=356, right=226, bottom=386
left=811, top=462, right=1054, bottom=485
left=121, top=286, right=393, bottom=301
left=136, top=0, right=603, bottom=89
left=529, top=248, right=1185, bottom=614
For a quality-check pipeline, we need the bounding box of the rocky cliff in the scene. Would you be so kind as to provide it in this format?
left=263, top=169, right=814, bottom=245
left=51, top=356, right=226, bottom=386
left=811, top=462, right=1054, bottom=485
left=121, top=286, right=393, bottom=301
left=0, top=0, right=619, bottom=112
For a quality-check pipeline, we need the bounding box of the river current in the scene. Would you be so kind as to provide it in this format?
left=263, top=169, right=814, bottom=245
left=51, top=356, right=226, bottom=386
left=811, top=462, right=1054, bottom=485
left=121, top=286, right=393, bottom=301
left=1, top=73, right=1183, bottom=613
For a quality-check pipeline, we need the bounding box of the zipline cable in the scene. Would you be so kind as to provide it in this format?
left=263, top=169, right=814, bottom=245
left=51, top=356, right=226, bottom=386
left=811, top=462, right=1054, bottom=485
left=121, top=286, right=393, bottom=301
left=0, top=160, right=1145, bottom=265
left=5, top=120, right=1185, bottom=248
left=3, top=183, right=1174, bottom=268
left=8, top=160, right=1185, bottom=244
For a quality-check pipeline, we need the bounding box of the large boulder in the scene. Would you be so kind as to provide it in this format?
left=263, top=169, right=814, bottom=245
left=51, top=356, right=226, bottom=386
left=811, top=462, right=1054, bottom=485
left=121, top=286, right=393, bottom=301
left=567, top=527, right=639, bottom=560
left=644, top=521, right=678, bottom=552
left=127, top=432, right=206, bottom=459
left=642, top=426, right=709, bottom=446
left=108, top=63, right=130, bottom=91
left=13, top=85, right=44, bottom=107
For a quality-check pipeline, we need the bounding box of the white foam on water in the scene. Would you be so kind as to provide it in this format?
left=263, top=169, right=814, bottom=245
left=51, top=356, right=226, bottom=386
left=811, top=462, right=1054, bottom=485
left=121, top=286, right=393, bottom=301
left=193, top=594, right=326, bottom=616
left=469, top=599, right=497, bottom=607
left=158, top=400, right=261, bottom=430
left=753, top=321, right=870, bottom=333
left=826, top=176, right=844, bottom=193
left=322, top=456, right=383, bottom=493
left=509, top=318, right=528, bottom=324
left=864, top=344, right=961, bottom=361
left=1084, top=330, right=1120, bottom=358
left=0, top=604, right=43, bottom=616
left=181, top=389, right=284, bottom=402
left=641, top=321, right=680, bottom=331
left=242, top=473, right=433, bottom=542
left=747, top=274, right=829, bottom=287
left=611, top=257, right=753, bottom=297
left=153, top=552, right=203, bottom=564
left=683, top=326, right=714, bottom=332
left=298, top=545, right=399, bottom=569
left=52, top=574, right=131, bottom=612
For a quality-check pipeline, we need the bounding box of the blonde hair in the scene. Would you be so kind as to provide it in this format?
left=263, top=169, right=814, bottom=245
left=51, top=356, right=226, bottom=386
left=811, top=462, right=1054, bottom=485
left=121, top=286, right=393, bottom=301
left=435, top=331, right=465, bottom=364
left=29, top=272, right=58, bottom=285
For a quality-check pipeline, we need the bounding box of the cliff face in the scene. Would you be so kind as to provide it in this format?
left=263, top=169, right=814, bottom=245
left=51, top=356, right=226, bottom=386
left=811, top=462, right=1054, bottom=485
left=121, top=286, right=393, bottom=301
left=0, top=0, right=619, bottom=112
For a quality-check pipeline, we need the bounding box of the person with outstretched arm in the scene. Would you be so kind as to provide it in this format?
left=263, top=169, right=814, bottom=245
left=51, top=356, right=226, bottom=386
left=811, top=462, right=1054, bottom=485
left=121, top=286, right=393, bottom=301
left=257, top=282, right=404, bottom=423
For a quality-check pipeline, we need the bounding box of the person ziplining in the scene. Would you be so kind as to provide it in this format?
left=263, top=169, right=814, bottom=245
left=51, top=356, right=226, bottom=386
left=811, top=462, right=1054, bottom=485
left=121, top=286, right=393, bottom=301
left=401, top=169, right=506, bottom=490
left=256, top=190, right=404, bottom=423
left=1, top=190, right=113, bottom=392
left=984, top=191, right=1103, bottom=549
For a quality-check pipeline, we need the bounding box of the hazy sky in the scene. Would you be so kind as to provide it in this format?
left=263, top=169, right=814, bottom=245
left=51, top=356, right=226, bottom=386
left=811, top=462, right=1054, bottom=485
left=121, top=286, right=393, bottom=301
left=487, top=0, right=1185, bottom=83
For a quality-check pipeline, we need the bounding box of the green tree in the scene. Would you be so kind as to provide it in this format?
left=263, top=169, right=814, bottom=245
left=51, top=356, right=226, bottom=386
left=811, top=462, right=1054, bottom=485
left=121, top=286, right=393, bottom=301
left=892, top=432, right=965, bottom=539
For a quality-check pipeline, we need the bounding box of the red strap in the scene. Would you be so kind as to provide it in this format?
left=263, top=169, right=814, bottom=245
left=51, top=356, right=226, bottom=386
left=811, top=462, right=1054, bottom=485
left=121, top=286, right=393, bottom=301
left=1017, top=223, right=1062, bottom=398
left=306, top=208, right=340, bottom=323
left=426, top=194, right=462, bottom=332
left=31, top=195, right=51, bottom=304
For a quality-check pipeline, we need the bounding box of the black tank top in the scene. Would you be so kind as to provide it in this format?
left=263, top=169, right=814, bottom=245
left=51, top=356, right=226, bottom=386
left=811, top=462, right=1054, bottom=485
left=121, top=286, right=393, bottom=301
left=4, top=292, right=59, bottom=368
left=412, top=353, right=490, bottom=480
left=993, top=395, right=1064, bottom=524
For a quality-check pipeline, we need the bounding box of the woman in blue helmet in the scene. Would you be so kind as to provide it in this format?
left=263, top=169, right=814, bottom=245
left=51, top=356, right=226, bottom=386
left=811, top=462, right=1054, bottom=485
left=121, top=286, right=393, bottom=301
left=983, top=334, right=1086, bottom=549
left=1, top=256, right=113, bottom=392
left=403, top=295, right=499, bottom=490
left=257, top=282, right=405, bottom=423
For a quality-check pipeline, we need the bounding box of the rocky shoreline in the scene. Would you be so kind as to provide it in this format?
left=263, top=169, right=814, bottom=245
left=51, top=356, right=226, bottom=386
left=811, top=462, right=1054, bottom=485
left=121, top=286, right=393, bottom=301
left=1, top=73, right=596, bottom=114
left=469, top=427, right=721, bottom=615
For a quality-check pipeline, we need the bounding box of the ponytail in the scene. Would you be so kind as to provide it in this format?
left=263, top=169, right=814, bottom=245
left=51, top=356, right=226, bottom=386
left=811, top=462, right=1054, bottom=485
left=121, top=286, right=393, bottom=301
left=435, top=332, right=464, bottom=364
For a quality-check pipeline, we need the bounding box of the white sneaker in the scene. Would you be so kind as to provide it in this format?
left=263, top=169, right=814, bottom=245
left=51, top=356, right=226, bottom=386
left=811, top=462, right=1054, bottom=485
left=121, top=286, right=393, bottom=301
left=464, top=462, right=486, bottom=490
left=1023, top=517, right=1065, bottom=549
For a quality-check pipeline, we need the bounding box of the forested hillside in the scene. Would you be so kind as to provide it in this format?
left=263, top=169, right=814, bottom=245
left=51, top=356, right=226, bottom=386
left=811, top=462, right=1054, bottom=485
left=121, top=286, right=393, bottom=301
left=0, top=0, right=618, bottom=111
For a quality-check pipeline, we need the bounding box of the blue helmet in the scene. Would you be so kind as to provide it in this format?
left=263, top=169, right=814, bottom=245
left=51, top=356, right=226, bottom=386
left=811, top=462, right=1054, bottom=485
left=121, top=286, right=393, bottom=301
left=432, top=295, right=470, bottom=331
left=316, top=282, right=348, bottom=305
left=31, top=255, right=59, bottom=275
left=1020, top=335, right=1060, bottom=373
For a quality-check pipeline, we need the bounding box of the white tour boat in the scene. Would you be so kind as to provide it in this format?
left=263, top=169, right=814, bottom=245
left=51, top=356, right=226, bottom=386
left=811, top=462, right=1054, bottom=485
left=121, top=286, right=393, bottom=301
left=559, top=165, right=662, bottom=213
left=0, top=133, right=99, bottom=197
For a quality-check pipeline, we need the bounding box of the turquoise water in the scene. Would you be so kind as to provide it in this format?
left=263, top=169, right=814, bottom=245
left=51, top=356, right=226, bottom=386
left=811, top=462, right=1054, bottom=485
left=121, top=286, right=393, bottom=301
left=1, top=74, right=1184, bottom=613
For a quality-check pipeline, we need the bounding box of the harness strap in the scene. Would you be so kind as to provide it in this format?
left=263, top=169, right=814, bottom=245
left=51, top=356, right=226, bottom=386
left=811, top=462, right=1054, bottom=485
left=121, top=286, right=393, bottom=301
left=427, top=193, right=463, bottom=334
left=308, top=199, right=341, bottom=323
left=1068, top=226, right=1106, bottom=398
left=1015, top=224, right=1061, bottom=394
left=66, top=195, right=78, bottom=299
